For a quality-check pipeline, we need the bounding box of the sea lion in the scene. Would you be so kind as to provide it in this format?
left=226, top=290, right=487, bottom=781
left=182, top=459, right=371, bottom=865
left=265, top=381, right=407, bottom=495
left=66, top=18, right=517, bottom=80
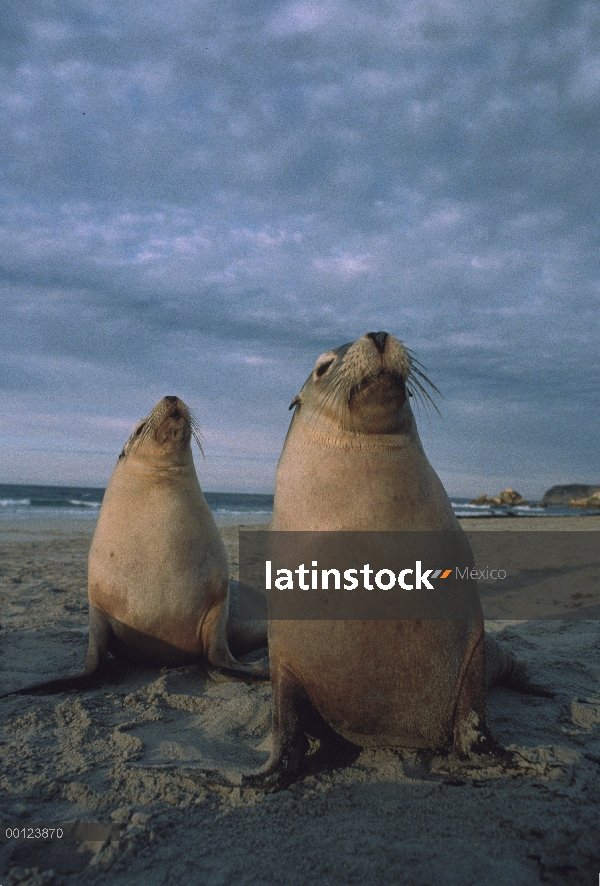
left=245, top=331, right=536, bottom=790
left=2, top=396, right=267, bottom=697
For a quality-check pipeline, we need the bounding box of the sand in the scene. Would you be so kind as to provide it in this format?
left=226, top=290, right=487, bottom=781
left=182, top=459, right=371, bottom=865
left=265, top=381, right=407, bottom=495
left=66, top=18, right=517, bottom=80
left=1, top=517, right=600, bottom=885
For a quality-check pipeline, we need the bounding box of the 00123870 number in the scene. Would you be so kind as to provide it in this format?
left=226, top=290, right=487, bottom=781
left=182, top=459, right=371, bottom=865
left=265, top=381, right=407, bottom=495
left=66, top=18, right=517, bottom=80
left=3, top=827, right=64, bottom=839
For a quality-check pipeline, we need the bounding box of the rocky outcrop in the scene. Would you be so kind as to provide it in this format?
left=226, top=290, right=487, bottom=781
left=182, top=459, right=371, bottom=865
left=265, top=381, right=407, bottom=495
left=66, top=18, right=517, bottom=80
left=470, top=488, right=527, bottom=506
left=569, top=493, right=600, bottom=509
left=543, top=485, right=600, bottom=505
left=471, top=494, right=495, bottom=505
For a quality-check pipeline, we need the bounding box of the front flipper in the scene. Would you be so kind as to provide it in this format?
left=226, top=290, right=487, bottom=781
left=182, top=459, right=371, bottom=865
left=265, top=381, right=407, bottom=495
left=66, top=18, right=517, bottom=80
left=242, top=664, right=306, bottom=791
left=453, top=631, right=498, bottom=757
left=0, top=604, right=113, bottom=698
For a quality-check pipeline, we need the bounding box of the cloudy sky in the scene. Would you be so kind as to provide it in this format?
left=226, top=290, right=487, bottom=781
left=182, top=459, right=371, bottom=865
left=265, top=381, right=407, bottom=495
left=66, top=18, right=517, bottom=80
left=1, top=1, right=598, bottom=496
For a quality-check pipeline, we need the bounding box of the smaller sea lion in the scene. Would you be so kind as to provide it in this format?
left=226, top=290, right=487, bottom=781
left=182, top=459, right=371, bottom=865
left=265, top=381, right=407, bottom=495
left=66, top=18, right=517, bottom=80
left=1, top=397, right=268, bottom=697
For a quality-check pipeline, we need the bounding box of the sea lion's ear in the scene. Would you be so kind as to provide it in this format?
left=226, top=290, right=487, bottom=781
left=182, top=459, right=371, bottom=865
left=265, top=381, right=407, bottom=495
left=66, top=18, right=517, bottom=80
left=289, top=396, right=301, bottom=411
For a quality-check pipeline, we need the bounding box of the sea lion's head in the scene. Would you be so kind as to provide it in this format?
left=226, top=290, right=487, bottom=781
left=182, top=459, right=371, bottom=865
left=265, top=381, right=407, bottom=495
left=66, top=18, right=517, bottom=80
left=289, top=332, right=439, bottom=436
left=119, top=396, right=203, bottom=463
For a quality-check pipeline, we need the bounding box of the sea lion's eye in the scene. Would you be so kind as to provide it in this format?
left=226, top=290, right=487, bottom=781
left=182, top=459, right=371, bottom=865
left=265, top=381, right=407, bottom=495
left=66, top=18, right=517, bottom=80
left=134, top=422, right=146, bottom=436
left=315, top=359, right=334, bottom=378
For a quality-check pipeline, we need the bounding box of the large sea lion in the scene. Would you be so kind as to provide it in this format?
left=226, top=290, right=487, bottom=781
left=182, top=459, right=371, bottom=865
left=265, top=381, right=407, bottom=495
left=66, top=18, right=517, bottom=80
left=245, top=331, right=538, bottom=790
left=2, top=397, right=267, bottom=697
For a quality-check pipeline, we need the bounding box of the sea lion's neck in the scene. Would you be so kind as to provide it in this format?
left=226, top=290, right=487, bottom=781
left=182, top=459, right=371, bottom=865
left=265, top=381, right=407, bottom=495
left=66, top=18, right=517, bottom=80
left=113, top=451, right=198, bottom=483
left=290, top=410, right=422, bottom=453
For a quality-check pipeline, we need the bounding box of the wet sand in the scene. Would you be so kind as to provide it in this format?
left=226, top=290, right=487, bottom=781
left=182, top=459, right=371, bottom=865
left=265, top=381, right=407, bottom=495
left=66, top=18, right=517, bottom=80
left=1, top=517, right=599, bottom=885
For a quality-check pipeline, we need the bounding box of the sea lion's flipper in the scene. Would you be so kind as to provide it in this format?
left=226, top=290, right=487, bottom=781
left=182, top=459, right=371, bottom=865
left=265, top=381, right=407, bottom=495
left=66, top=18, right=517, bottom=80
left=226, top=579, right=268, bottom=655
left=206, top=662, right=270, bottom=683
left=242, top=664, right=306, bottom=791
left=203, top=594, right=270, bottom=680
left=453, top=632, right=497, bottom=757
left=485, top=634, right=555, bottom=698
left=0, top=604, right=112, bottom=698
left=485, top=633, right=516, bottom=690
left=83, top=603, right=112, bottom=672
left=0, top=669, right=103, bottom=698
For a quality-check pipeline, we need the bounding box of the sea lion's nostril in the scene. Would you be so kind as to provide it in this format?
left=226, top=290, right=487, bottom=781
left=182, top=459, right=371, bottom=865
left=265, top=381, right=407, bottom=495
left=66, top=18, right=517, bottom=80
left=367, top=331, right=388, bottom=353
left=164, top=396, right=178, bottom=403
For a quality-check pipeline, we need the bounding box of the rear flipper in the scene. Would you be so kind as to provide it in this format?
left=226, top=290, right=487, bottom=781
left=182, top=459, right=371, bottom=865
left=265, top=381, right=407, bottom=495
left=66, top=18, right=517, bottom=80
left=203, top=593, right=269, bottom=681
left=0, top=604, right=112, bottom=698
left=206, top=662, right=270, bottom=683
left=485, top=633, right=555, bottom=698
left=242, top=664, right=306, bottom=791
left=226, top=579, right=268, bottom=656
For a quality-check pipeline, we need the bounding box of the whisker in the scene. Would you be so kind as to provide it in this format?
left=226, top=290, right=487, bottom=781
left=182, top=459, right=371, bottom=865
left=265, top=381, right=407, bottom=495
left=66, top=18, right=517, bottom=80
left=324, top=370, right=351, bottom=431
left=406, top=354, right=442, bottom=416
left=184, top=408, right=205, bottom=459
left=410, top=364, right=442, bottom=397
left=407, top=382, right=441, bottom=417
left=190, top=426, right=205, bottom=459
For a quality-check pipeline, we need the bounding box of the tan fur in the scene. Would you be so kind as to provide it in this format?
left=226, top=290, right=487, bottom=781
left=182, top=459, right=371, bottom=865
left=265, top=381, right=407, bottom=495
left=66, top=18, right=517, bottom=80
left=87, top=396, right=266, bottom=676
left=246, top=333, right=492, bottom=790
left=1, top=397, right=267, bottom=697
left=89, top=398, right=229, bottom=660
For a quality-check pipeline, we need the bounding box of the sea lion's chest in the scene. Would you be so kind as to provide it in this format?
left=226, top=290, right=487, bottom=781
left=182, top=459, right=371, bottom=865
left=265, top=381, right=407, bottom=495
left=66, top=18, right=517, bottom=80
left=269, top=619, right=477, bottom=747
left=88, top=467, right=228, bottom=648
left=272, top=434, right=453, bottom=531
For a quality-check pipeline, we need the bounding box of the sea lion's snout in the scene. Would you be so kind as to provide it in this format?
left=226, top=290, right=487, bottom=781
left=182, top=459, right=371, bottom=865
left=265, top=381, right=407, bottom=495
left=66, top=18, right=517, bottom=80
left=161, top=395, right=184, bottom=420
left=366, top=331, right=388, bottom=354
left=152, top=397, right=192, bottom=447
left=162, top=395, right=183, bottom=412
left=352, top=332, right=410, bottom=397
left=358, top=332, right=407, bottom=378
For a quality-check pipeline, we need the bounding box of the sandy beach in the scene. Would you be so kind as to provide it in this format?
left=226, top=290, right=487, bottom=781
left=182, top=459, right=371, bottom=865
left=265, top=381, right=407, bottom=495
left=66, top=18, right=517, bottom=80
left=1, top=517, right=600, bottom=885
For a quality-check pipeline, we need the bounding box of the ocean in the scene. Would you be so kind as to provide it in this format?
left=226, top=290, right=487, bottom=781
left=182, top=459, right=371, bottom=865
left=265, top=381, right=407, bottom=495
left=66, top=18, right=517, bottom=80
left=0, top=484, right=273, bottom=526
left=0, top=484, right=598, bottom=526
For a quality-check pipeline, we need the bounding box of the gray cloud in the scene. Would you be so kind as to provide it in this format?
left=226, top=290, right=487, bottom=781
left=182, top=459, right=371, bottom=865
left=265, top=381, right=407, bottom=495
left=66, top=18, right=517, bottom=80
left=0, top=0, right=598, bottom=493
